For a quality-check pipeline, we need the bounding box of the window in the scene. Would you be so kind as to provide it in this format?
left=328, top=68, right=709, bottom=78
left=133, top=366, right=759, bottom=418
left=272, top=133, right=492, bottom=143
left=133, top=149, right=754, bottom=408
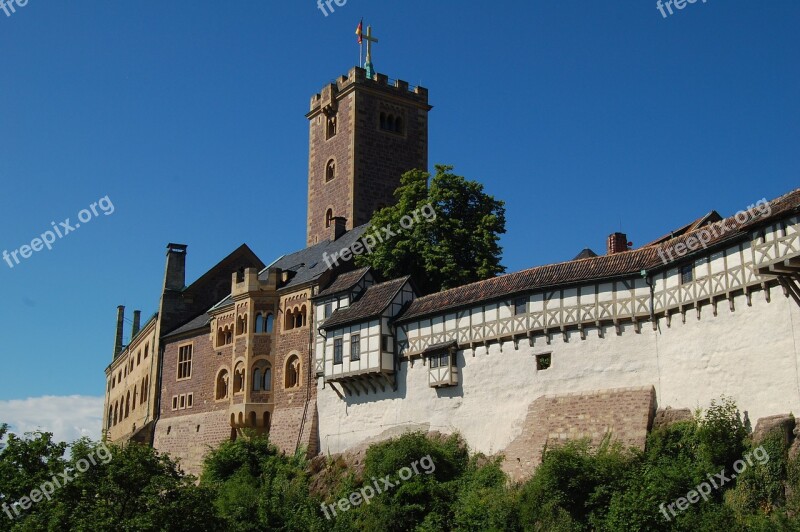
left=326, top=115, right=337, bottom=139
left=514, top=297, right=527, bottom=315
left=216, top=369, right=229, bottom=400
left=137, top=351, right=141, bottom=366
left=252, top=361, right=272, bottom=392
left=236, top=315, right=247, bottom=336
left=382, top=334, right=392, bottom=353
left=179, top=395, right=186, bottom=409
left=285, top=355, right=301, bottom=388
left=350, top=334, right=361, bottom=361
left=380, top=112, right=405, bottom=134
left=334, top=338, right=343, bottom=364
left=172, top=396, right=178, bottom=410
left=144, top=344, right=149, bottom=359
left=225, top=329, right=233, bottom=344
left=265, top=314, right=274, bottom=333
left=680, top=264, right=693, bottom=284
left=324, top=302, right=332, bottom=319
left=326, top=159, right=336, bottom=182
left=178, top=345, right=193, bottom=380
left=187, top=393, right=193, bottom=408
left=536, top=353, right=552, bottom=371
left=255, top=313, right=264, bottom=333
left=325, top=209, right=334, bottom=228
left=233, top=364, right=245, bottom=394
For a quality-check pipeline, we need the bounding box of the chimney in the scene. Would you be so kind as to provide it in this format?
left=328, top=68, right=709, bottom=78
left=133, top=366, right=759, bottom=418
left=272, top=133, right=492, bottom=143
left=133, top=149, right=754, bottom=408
left=131, top=310, right=141, bottom=338
left=331, top=217, right=347, bottom=241
left=114, top=305, right=125, bottom=358
left=164, top=243, right=188, bottom=291
left=607, top=233, right=630, bottom=255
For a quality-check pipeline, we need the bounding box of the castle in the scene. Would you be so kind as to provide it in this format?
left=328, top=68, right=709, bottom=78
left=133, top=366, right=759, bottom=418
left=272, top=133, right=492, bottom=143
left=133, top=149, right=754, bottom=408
left=103, top=60, right=800, bottom=480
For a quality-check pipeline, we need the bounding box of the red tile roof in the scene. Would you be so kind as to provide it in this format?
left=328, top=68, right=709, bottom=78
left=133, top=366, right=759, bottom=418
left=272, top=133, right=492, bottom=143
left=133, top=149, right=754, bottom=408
left=397, top=188, right=800, bottom=324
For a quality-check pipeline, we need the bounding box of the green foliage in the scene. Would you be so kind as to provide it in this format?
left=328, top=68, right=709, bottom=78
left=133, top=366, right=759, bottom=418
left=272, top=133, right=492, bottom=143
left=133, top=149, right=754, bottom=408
left=4, top=398, right=800, bottom=531
left=354, top=165, right=506, bottom=294
left=201, top=435, right=325, bottom=531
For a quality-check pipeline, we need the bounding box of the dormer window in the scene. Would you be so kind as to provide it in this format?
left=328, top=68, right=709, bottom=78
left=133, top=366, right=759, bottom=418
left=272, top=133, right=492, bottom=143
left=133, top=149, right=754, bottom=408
left=425, top=343, right=458, bottom=388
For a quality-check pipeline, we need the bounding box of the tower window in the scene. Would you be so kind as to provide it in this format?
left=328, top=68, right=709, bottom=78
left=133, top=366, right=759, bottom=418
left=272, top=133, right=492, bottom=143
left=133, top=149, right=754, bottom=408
left=325, top=209, right=334, bottom=228
left=326, top=115, right=337, bottom=139
left=326, top=159, right=336, bottom=182
left=380, top=112, right=405, bottom=135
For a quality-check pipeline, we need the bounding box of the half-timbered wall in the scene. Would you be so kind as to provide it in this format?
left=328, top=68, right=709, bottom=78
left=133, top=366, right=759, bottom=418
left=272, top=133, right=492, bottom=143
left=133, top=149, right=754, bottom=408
left=316, top=214, right=800, bottom=456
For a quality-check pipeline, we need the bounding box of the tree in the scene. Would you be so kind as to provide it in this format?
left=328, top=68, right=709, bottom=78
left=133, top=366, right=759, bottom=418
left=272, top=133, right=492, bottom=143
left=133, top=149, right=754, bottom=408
left=355, top=165, right=506, bottom=294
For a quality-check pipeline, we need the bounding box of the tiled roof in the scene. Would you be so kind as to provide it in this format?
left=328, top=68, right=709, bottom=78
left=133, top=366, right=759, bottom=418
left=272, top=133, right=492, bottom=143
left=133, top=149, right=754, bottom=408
left=265, top=225, right=370, bottom=290
left=315, top=267, right=371, bottom=299
left=320, top=276, right=410, bottom=330
left=397, top=188, right=800, bottom=324
left=163, top=313, right=210, bottom=339
left=211, top=225, right=370, bottom=311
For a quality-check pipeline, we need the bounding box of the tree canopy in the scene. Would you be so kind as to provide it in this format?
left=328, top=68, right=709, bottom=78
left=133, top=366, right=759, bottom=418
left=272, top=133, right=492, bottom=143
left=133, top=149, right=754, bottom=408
left=355, top=165, right=506, bottom=294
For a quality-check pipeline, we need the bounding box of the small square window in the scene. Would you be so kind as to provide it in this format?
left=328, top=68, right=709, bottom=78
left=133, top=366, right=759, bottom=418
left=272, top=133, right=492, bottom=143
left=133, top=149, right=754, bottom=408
left=514, top=297, right=527, bottom=315
left=680, top=264, right=693, bottom=284
left=536, top=353, right=552, bottom=371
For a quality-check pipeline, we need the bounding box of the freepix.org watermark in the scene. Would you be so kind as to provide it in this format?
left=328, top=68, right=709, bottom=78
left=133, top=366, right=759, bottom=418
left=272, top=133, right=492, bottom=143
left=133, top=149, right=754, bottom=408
left=659, top=445, right=770, bottom=522
left=323, top=203, right=436, bottom=270
left=3, top=195, right=115, bottom=269
left=0, top=0, right=30, bottom=18
left=2, top=442, right=113, bottom=520
left=657, top=0, right=708, bottom=19
left=657, top=198, right=771, bottom=266
left=316, top=0, right=347, bottom=17
left=320, top=455, right=436, bottom=520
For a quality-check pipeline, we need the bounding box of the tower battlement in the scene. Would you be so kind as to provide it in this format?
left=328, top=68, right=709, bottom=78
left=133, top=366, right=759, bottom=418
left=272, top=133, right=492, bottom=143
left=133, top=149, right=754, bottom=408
left=308, top=67, right=429, bottom=117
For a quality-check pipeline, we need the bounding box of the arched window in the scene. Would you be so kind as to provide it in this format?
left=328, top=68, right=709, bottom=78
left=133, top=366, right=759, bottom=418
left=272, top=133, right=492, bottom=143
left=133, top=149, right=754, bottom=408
left=236, top=315, right=246, bottom=336
left=325, top=209, right=334, bottom=228
left=326, top=115, right=337, bottom=139
left=216, top=369, right=230, bottom=400
left=217, top=328, right=225, bottom=347
left=249, top=411, right=257, bottom=427
left=285, top=309, right=294, bottom=331
left=263, top=412, right=271, bottom=431
left=144, top=344, right=149, bottom=359
left=252, top=367, right=262, bottom=391
left=125, top=392, right=130, bottom=418
left=142, top=376, right=149, bottom=403
left=265, top=314, right=274, bottom=333
left=113, top=402, right=118, bottom=426
left=255, top=313, right=264, bottom=333
left=395, top=116, right=403, bottom=134
left=387, top=115, right=395, bottom=131
left=252, top=361, right=272, bottom=392
left=285, top=355, right=300, bottom=389
left=234, top=363, right=245, bottom=394
left=380, top=112, right=386, bottom=130
left=326, top=159, right=336, bottom=182
left=225, top=327, right=233, bottom=345
left=132, top=386, right=137, bottom=411
left=137, top=351, right=141, bottom=366
left=109, top=406, right=114, bottom=428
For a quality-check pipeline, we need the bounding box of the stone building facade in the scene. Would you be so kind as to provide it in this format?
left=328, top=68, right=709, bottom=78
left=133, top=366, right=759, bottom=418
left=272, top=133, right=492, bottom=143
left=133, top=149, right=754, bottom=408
left=104, top=61, right=800, bottom=482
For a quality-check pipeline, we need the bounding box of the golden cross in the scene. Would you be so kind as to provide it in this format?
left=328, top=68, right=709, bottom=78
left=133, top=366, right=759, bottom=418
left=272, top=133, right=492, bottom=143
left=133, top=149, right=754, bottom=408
left=363, top=25, right=379, bottom=63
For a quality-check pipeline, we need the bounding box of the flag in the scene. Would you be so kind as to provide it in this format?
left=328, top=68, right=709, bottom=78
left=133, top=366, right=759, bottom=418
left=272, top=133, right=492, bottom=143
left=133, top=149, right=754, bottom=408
left=356, top=20, right=363, bottom=44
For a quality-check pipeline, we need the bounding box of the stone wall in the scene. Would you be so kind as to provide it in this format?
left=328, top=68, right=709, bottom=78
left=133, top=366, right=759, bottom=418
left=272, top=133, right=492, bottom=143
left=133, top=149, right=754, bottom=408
left=502, top=387, right=656, bottom=482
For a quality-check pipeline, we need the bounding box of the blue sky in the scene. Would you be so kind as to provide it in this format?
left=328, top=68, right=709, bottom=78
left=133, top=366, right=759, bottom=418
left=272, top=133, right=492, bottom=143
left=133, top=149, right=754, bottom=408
left=0, top=1, right=798, bottom=440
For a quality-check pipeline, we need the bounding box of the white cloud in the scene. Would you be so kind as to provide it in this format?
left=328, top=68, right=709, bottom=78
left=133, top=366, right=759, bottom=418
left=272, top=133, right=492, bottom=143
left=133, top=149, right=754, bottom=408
left=0, top=396, right=104, bottom=444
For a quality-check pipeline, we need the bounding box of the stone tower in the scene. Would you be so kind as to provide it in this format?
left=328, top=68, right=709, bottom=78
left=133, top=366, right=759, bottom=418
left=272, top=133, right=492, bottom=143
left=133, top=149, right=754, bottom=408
left=306, top=66, right=432, bottom=246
